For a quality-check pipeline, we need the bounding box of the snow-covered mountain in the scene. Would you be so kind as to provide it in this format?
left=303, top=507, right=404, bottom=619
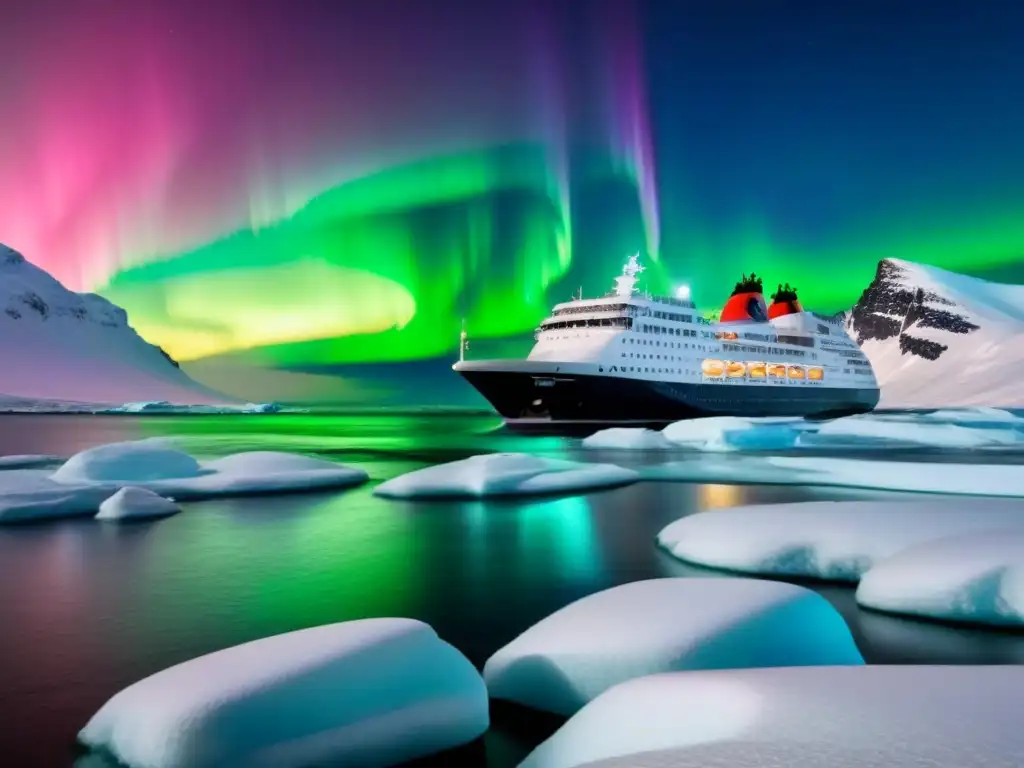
left=0, top=243, right=227, bottom=405
left=848, top=258, right=1024, bottom=408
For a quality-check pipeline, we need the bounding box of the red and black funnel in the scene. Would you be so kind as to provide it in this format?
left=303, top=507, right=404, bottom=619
left=768, top=284, right=803, bottom=319
left=721, top=274, right=768, bottom=322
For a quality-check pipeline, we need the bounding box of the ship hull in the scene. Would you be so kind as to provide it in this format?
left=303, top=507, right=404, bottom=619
left=457, top=368, right=879, bottom=431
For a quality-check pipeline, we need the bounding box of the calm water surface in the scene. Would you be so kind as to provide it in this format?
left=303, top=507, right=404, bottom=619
left=1, top=412, right=1023, bottom=767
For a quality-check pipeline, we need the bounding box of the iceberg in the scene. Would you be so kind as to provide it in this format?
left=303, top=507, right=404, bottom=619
left=581, top=428, right=675, bottom=450
left=806, top=414, right=1024, bottom=448
left=520, top=665, right=1024, bottom=768
left=101, top=401, right=285, bottom=414
left=373, top=453, right=639, bottom=499
left=657, top=500, right=1024, bottom=581
left=483, top=578, right=862, bottom=717
left=0, top=441, right=368, bottom=523
left=78, top=618, right=489, bottom=768
left=857, top=531, right=1024, bottom=627
left=95, top=487, right=180, bottom=521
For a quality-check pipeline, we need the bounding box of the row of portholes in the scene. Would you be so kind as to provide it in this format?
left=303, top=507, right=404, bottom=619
left=702, top=360, right=825, bottom=381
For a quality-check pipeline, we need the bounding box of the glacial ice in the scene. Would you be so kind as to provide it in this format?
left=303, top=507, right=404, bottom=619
left=0, top=441, right=368, bottom=523
left=662, top=416, right=807, bottom=451
left=806, top=414, right=1024, bottom=448
left=78, top=618, right=489, bottom=768
left=657, top=500, right=1024, bottom=581
left=482, top=578, right=862, bottom=717
left=102, top=401, right=283, bottom=414
left=581, top=428, right=675, bottom=450
left=95, top=487, right=180, bottom=521
left=373, top=453, right=639, bottom=499
left=857, top=531, right=1024, bottom=626
left=520, top=666, right=1024, bottom=768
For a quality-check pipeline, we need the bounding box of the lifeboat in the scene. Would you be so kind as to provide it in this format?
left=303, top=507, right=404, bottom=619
left=767, top=363, right=786, bottom=378
left=768, top=284, right=803, bottom=320
left=748, top=362, right=766, bottom=378
left=808, top=367, right=824, bottom=381
left=726, top=361, right=746, bottom=378
left=720, top=274, right=769, bottom=323
left=788, top=365, right=806, bottom=380
left=702, top=359, right=725, bottom=377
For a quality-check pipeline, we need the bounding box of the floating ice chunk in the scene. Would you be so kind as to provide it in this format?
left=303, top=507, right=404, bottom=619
left=78, top=618, right=489, bottom=768
left=657, top=500, right=1024, bottom=581
left=52, top=440, right=202, bottom=483
left=649, top=455, right=1024, bottom=496
left=0, top=454, right=63, bottom=469
left=521, top=666, right=1024, bottom=768
left=95, top=487, right=180, bottom=521
left=373, top=453, right=638, bottom=499
left=920, top=406, right=1023, bottom=424
left=581, top=428, right=675, bottom=450
left=0, top=471, right=115, bottom=524
left=857, top=531, right=1024, bottom=626
left=808, top=415, right=1024, bottom=448
left=483, top=578, right=862, bottom=717
left=161, top=451, right=368, bottom=497
left=242, top=402, right=282, bottom=413
left=110, top=401, right=175, bottom=413
left=662, top=416, right=806, bottom=451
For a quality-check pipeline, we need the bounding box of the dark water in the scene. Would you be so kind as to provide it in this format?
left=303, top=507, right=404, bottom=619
left=1, top=412, right=1023, bottom=767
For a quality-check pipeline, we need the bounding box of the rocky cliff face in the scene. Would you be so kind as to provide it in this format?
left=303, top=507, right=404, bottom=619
left=847, top=257, right=1024, bottom=407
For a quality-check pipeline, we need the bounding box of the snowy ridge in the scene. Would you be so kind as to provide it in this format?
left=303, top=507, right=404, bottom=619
left=0, top=243, right=226, bottom=404
left=848, top=258, right=1024, bottom=407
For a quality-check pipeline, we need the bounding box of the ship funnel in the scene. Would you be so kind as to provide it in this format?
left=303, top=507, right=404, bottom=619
left=768, top=283, right=803, bottom=319
left=720, top=273, right=768, bottom=322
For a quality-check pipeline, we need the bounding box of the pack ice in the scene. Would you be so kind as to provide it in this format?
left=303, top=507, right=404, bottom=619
left=483, top=578, right=862, bottom=717
left=78, top=619, right=489, bottom=768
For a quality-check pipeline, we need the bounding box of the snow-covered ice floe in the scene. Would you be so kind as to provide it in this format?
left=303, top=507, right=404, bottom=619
left=581, top=428, right=675, bottom=450
left=646, top=454, right=1024, bottom=496
left=95, top=487, right=180, bottom=521
left=483, top=578, right=861, bottom=717
left=0, top=440, right=368, bottom=523
left=520, top=665, right=1024, bottom=768
left=801, top=412, right=1024, bottom=449
left=857, top=531, right=1024, bottom=627
left=79, top=618, right=488, bottom=768
left=373, top=453, right=639, bottom=499
left=0, top=454, right=64, bottom=469
left=657, top=500, right=1024, bottom=581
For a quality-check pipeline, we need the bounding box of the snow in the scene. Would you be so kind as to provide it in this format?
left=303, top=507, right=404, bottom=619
left=95, top=487, right=180, bottom=521
left=0, top=441, right=368, bottom=522
left=854, top=259, right=1024, bottom=408
left=648, top=454, right=1024, bottom=496
left=78, top=618, right=489, bottom=768
left=373, top=453, right=639, bottom=499
left=857, top=531, right=1024, bottom=626
left=582, top=428, right=675, bottom=450
left=482, top=578, right=862, bottom=717
left=657, top=499, right=1024, bottom=581
left=102, top=401, right=284, bottom=414
left=0, top=454, right=63, bottom=469
left=0, top=243, right=226, bottom=405
left=521, top=666, right=1024, bottom=768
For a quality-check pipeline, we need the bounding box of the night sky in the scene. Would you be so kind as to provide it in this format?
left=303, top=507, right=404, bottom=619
left=2, top=0, right=1023, bottom=380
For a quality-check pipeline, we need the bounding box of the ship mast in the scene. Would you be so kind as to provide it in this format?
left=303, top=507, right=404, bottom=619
left=613, top=253, right=644, bottom=297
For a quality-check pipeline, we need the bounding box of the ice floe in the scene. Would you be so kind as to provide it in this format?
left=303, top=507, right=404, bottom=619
left=581, top=428, right=674, bottom=450
left=521, top=666, right=1024, bottom=768
left=0, top=454, right=63, bottom=469
left=483, top=578, right=862, bottom=717
left=78, top=618, right=489, bottom=768
left=95, top=487, right=180, bottom=521
left=662, top=416, right=808, bottom=451
left=657, top=500, right=1024, bottom=581
left=0, top=441, right=368, bottom=523
left=857, top=531, right=1024, bottom=627
left=647, top=454, right=1024, bottom=496
left=805, top=414, right=1024, bottom=448
left=373, top=453, right=638, bottom=499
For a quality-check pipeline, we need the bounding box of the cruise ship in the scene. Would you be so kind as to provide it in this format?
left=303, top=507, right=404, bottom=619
left=454, top=255, right=880, bottom=429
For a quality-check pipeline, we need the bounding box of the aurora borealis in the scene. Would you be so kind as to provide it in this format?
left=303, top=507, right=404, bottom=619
left=4, top=0, right=1024, bottom=398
